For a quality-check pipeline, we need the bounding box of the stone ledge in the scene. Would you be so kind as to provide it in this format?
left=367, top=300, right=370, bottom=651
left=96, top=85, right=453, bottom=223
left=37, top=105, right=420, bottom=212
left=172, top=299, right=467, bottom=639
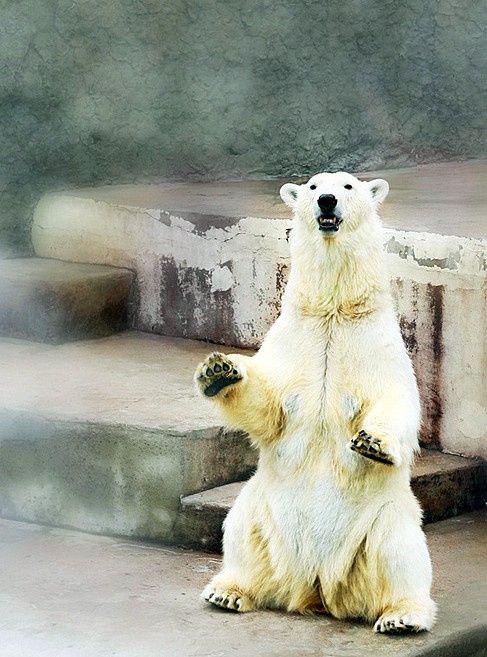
left=31, top=162, right=487, bottom=351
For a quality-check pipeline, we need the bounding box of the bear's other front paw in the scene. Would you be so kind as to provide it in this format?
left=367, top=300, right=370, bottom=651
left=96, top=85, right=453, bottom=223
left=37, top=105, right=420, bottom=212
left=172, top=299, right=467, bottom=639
left=350, top=430, right=395, bottom=465
left=195, top=352, right=243, bottom=398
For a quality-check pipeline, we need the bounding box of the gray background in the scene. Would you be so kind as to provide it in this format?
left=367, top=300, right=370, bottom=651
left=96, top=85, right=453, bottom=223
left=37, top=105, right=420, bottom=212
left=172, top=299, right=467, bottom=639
left=1, top=0, right=486, bottom=256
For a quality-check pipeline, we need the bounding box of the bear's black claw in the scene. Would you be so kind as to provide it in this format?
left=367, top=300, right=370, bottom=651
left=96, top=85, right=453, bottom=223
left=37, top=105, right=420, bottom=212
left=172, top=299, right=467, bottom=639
left=350, top=430, right=394, bottom=465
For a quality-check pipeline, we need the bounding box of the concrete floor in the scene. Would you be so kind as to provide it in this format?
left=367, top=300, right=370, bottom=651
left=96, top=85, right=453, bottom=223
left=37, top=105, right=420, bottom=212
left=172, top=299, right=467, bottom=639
left=1, top=512, right=486, bottom=657
left=69, top=160, right=487, bottom=240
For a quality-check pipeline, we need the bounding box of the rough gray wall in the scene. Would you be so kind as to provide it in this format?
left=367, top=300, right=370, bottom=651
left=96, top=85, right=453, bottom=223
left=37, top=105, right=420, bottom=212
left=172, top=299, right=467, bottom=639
left=1, top=0, right=486, bottom=256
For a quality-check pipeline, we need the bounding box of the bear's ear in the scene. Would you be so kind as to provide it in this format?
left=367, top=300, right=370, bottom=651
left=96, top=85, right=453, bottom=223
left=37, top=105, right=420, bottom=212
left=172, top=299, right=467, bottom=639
left=368, top=179, right=389, bottom=205
left=280, top=183, right=300, bottom=209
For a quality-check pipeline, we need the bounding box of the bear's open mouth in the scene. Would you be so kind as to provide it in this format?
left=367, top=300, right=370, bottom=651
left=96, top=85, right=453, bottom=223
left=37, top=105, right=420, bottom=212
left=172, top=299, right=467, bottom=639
left=317, top=215, right=342, bottom=232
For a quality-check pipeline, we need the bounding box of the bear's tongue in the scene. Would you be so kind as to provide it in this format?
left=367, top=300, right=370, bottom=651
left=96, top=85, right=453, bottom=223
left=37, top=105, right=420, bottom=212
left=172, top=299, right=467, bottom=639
left=318, top=215, right=340, bottom=231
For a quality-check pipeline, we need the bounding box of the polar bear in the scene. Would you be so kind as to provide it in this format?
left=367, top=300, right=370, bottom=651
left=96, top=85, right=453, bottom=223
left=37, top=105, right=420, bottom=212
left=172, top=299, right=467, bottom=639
left=194, top=171, right=436, bottom=633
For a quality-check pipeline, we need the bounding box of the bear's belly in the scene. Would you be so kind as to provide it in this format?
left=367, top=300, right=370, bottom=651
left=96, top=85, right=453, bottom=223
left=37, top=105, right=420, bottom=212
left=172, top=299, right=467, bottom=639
left=254, top=466, right=381, bottom=580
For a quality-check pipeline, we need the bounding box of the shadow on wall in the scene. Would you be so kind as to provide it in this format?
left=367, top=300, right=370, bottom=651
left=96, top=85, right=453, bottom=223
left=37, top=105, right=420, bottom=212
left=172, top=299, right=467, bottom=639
left=1, top=0, right=486, bottom=255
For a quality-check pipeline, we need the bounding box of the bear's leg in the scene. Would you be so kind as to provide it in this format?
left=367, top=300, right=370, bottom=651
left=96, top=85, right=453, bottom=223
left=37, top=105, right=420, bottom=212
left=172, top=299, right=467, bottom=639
left=201, top=481, right=317, bottom=614
left=367, top=504, right=436, bottom=633
left=201, top=494, right=268, bottom=613
left=195, top=352, right=284, bottom=445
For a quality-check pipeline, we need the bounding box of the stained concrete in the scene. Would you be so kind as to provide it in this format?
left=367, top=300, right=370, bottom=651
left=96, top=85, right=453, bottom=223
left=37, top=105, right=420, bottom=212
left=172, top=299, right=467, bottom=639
left=0, top=332, right=257, bottom=542
left=32, top=185, right=292, bottom=347
left=0, top=512, right=486, bottom=657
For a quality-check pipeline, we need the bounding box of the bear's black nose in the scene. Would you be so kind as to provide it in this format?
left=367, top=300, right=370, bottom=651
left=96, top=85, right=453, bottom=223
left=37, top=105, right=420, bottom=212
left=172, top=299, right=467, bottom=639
left=317, top=194, right=337, bottom=210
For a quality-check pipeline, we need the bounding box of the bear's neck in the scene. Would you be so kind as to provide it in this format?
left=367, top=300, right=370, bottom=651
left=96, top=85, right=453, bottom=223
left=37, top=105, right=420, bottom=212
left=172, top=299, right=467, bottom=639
left=284, top=225, right=389, bottom=319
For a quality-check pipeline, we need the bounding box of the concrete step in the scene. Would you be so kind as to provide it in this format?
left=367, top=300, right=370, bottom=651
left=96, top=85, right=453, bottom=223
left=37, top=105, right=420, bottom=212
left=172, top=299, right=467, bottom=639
left=0, top=332, right=257, bottom=543
left=0, top=257, right=134, bottom=344
left=179, top=450, right=487, bottom=551
left=1, top=512, right=486, bottom=657
left=30, top=161, right=487, bottom=462
left=1, top=329, right=485, bottom=553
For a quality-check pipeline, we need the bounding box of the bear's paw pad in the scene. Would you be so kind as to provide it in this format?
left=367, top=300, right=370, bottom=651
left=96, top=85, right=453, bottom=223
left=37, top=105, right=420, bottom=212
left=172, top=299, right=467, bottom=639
left=350, top=430, right=394, bottom=465
left=196, top=352, right=243, bottom=398
left=374, top=609, right=432, bottom=633
left=202, top=585, right=252, bottom=612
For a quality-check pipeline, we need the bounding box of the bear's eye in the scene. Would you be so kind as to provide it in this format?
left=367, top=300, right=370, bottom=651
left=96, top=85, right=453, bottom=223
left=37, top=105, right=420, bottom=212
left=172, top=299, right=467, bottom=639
left=344, top=184, right=353, bottom=190
left=310, top=184, right=316, bottom=190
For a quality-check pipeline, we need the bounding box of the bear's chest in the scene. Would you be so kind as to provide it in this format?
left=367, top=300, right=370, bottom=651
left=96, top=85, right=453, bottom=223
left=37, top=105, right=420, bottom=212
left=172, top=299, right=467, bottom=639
left=280, top=338, right=362, bottom=425
left=269, top=312, right=361, bottom=397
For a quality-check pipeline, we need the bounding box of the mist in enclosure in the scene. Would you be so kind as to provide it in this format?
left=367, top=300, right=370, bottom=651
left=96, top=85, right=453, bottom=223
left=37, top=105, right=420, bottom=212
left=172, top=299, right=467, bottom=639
left=0, top=0, right=486, bottom=257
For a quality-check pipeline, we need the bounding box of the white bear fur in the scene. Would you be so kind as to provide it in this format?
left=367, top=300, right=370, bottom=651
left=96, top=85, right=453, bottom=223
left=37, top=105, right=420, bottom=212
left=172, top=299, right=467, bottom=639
left=195, top=171, right=436, bottom=633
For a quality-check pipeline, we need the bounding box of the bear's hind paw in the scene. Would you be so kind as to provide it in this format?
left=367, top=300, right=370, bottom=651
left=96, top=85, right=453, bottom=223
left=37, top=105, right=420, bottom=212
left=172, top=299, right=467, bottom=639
left=195, top=353, right=243, bottom=398
left=374, top=608, right=434, bottom=633
left=202, top=584, right=253, bottom=612
left=350, top=430, right=395, bottom=466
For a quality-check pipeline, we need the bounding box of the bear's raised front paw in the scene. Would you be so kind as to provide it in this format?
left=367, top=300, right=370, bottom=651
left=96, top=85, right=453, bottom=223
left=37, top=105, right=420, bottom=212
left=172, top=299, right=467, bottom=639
left=195, top=352, right=243, bottom=398
left=350, top=430, right=395, bottom=465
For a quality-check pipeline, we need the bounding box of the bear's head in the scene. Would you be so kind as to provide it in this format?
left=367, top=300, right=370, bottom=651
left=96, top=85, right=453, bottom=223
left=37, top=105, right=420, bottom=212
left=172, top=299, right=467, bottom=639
left=280, top=172, right=389, bottom=240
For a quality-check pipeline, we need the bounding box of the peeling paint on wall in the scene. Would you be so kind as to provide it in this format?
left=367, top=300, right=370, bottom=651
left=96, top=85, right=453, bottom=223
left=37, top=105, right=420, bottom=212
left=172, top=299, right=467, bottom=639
left=211, top=264, right=234, bottom=293
left=157, top=256, right=237, bottom=345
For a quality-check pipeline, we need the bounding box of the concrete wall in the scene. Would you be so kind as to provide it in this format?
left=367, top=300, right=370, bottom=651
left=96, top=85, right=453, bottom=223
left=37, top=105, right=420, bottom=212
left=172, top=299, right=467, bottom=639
left=1, top=0, right=486, bottom=255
